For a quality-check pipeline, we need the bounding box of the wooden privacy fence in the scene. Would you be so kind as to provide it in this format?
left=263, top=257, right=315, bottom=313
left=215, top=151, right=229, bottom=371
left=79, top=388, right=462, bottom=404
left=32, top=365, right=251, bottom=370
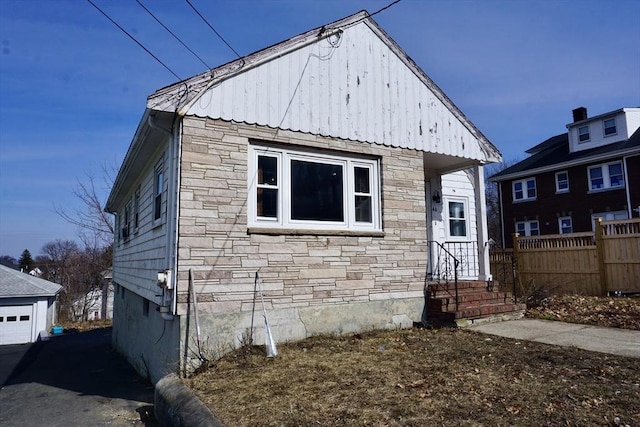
left=490, top=218, right=640, bottom=295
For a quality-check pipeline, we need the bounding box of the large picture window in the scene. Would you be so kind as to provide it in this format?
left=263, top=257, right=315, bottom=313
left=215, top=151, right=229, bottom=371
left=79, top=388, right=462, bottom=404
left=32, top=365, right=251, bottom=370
left=249, top=144, right=380, bottom=231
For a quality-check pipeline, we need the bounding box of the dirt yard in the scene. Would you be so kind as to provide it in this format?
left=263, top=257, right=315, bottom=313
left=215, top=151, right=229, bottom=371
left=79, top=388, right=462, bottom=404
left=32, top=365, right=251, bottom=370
left=185, top=296, right=640, bottom=426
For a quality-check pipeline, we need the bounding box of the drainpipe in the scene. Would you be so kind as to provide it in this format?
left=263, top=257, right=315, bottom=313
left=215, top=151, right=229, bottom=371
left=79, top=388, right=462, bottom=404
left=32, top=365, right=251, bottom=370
left=623, top=155, right=633, bottom=218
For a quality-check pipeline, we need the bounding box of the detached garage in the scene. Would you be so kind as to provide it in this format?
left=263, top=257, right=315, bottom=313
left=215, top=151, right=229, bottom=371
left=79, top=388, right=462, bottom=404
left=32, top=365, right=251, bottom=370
left=0, top=264, right=62, bottom=345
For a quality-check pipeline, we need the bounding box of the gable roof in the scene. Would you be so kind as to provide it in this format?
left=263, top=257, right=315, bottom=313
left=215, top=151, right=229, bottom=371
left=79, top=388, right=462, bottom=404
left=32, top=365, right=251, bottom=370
left=147, top=10, right=500, bottom=163
left=490, top=127, right=640, bottom=182
left=0, top=264, right=62, bottom=298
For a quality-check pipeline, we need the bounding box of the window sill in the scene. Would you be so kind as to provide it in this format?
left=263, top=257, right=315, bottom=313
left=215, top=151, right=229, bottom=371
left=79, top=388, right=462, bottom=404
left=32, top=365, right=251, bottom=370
left=555, top=190, right=569, bottom=195
left=587, top=187, right=624, bottom=194
left=247, top=227, right=385, bottom=238
left=512, top=198, right=537, bottom=204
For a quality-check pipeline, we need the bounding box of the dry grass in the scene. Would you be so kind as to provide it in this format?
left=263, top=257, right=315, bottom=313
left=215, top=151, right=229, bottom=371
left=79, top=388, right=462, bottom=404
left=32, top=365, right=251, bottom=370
left=186, top=326, right=640, bottom=426
left=527, top=295, right=640, bottom=330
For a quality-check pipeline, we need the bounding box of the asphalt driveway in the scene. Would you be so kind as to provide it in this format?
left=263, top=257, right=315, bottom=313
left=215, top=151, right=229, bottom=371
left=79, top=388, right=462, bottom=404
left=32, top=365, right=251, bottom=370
left=0, top=327, right=157, bottom=426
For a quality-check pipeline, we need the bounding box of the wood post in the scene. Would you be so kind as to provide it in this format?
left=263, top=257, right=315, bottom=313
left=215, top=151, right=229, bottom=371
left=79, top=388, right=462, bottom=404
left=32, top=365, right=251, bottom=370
left=594, top=218, right=607, bottom=296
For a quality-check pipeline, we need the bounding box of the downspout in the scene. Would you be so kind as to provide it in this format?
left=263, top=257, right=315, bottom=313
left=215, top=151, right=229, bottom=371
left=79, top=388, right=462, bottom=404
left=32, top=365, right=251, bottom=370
left=623, top=155, right=633, bottom=218
left=498, top=183, right=505, bottom=247
left=148, top=113, right=178, bottom=321
left=171, top=119, right=184, bottom=316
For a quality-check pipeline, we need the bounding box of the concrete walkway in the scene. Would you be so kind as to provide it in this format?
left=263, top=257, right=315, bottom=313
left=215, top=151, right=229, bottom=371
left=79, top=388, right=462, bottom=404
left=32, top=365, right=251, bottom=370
left=469, top=318, right=640, bottom=358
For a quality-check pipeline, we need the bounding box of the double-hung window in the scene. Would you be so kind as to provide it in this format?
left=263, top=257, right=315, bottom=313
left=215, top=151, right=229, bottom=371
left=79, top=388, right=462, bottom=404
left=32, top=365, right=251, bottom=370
left=154, top=161, right=164, bottom=223
left=446, top=199, right=467, bottom=238
left=603, top=118, right=617, bottom=136
left=578, top=126, right=590, bottom=143
left=122, top=203, right=131, bottom=241
left=515, top=220, right=539, bottom=236
left=555, top=171, right=569, bottom=193
left=133, top=186, right=140, bottom=233
left=249, top=144, right=381, bottom=231
left=558, top=216, right=572, bottom=234
left=588, top=162, right=624, bottom=191
left=512, top=178, right=536, bottom=202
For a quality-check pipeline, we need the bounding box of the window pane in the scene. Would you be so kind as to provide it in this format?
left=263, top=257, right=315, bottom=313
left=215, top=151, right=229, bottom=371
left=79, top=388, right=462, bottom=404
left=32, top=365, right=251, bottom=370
left=530, top=222, right=540, bottom=235
left=257, top=188, right=278, bottom=218
left=609, top=163, right=623, bottom=187
left=526, top=180, right=536, bottom=198
left=578, top=126, right=589, bottom=142
left=354, top=167, right=370, bottom=194
left=604, top=119, right=616, bottom=135
left=291, top=160, right=344, bottom=221
left=590, top=167, right=603, bottom=189
left=355, top=196, right=372, bottom=223
left=449, top=202, right=465, bottom=219
left=449, top=220, right=466, bottom=236
left=258, top=156, right=278, bottom=186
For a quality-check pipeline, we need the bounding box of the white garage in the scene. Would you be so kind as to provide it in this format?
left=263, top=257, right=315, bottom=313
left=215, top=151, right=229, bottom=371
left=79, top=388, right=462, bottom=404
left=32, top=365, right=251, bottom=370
left=0, top=264, right=62, bottom=345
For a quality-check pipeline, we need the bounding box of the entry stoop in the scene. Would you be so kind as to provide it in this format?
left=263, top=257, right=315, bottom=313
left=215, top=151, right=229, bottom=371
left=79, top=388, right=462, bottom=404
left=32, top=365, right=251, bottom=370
left=425, top=280, right=526, bottom=327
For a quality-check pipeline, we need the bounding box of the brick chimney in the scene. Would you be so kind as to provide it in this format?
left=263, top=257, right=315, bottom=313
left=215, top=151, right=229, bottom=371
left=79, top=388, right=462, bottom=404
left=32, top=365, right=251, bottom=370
left=572, top=107, right=588, bottom=122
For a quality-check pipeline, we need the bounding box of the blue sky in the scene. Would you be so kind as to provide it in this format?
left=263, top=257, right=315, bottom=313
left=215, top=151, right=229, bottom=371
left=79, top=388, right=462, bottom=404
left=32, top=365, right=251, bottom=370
left=0, top=0, right=638, bottom=259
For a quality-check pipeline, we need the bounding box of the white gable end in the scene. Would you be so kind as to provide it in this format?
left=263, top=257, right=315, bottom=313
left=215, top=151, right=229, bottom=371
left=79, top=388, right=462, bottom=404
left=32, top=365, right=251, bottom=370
left=184, top=21, right=497, bottom=163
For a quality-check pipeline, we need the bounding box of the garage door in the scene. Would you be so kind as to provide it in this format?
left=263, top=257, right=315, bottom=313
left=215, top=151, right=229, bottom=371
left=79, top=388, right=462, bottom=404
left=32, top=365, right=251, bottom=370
left=0, top=305, right=33, bottom=345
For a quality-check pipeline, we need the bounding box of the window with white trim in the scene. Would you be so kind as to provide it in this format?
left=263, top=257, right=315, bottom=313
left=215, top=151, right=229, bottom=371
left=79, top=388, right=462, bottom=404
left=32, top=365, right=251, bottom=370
left=122, top=202, right=131, bottom=242
left=578, top=126, right=590, bottom=143
left=248, top=144, right=381, bottom=231
left=446, top=198, right=468, bottom=238
left=133, top=186, right=140, bottom=233
left=153, top=161, right=164, bottom=223
left=603, top=118, right=617, bottom=136
left=512, top=178, right=536, bottom=202
left=588, top=162, right=624, bottom=191
left=555, top=171, right=569, bottom=193
left=558, top=216, right=572, bottom=234
left=591, top=211, right=628, bottom=230
left=516, top=220, right=539, bottom=236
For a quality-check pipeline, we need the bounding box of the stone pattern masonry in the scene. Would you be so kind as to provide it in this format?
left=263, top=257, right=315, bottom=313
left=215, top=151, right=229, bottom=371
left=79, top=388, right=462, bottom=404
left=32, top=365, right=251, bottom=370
left=176, top=117, right=427, bottom=316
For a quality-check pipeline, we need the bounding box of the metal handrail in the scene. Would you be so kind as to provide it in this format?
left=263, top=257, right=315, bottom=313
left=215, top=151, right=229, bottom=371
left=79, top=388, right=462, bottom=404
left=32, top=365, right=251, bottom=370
left=428, top=240, right=459, bottom=311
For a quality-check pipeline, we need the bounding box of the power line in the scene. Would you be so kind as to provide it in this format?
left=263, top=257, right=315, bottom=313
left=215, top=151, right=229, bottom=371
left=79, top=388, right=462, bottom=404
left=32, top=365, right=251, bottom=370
left=86, top=0, right=182, bottom=81
left=134, top=0, right=211, bottom=70
left=369, top=0, right=402, bottom=18
left=184, top=0, right=241, bottom=58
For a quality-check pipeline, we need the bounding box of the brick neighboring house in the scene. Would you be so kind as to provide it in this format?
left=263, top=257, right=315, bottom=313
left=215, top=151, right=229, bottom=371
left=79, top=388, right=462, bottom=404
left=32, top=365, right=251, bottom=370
left=490, top=107, right=640, bottom=248
left=105, top=11, right=510, bottom=382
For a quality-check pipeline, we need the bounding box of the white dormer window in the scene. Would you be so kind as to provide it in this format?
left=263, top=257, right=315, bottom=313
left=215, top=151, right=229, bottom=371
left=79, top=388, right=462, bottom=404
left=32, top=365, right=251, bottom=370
left=603, top=118, right=617, bottom=137
left=578, top=126, right=590, bottom=143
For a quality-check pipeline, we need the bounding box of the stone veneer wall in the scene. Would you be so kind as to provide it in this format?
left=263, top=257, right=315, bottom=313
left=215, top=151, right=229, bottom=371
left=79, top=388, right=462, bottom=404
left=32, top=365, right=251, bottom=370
left=177, top=117, right=427, bottom=362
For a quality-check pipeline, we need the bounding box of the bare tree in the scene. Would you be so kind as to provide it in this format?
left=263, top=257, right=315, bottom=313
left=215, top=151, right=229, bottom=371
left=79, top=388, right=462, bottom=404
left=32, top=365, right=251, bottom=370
left=55, top=167, right=116, bottom=320
left=485, top=158, right=522, bottom=247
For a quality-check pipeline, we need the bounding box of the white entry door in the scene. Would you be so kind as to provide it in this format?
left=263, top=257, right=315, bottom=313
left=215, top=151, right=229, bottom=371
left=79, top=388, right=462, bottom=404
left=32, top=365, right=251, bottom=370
left=0, top=305, right=34, bottom=345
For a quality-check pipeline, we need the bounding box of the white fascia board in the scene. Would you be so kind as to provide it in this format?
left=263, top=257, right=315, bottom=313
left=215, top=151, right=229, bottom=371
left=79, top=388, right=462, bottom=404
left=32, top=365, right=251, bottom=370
left=489, top=146, right=640, bottom=182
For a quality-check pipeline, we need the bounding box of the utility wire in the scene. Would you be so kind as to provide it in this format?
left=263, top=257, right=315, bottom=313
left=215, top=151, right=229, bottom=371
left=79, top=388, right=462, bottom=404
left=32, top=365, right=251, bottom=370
left=135, top=0, right=211, bottom=70
left=369, top=0, right=402, bottom=18
left=86, top=0, right=182, bottom=81
left=185, top=0, right=241, bottom=58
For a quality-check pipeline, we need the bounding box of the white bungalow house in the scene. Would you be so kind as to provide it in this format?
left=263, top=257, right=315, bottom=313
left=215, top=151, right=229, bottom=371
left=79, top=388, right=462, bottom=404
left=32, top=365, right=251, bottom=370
left=105, top=11, right=517, bottom=382
left=0, top=265, right=62, bottom=345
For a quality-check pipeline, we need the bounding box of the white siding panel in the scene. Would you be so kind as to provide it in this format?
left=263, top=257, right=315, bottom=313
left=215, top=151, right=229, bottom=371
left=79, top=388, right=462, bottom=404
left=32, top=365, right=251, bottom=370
left=187, top=22, right=491, bottom=162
